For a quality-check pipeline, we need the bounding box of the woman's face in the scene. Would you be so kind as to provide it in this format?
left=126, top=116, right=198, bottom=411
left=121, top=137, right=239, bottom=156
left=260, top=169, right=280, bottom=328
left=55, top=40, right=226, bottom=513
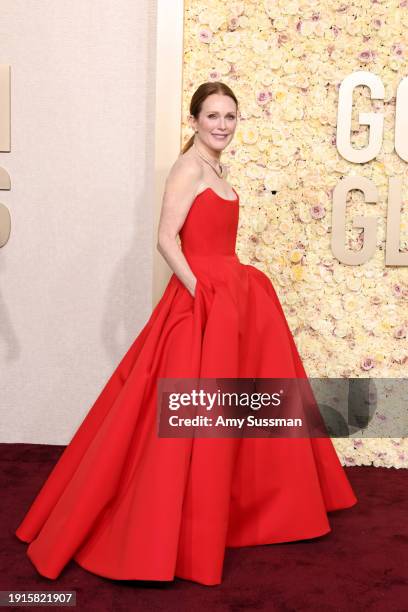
left=191, top=93, right=237, bottom=153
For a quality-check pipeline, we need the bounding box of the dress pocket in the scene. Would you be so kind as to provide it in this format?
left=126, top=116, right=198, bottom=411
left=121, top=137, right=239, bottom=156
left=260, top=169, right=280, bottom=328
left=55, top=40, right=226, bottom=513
left=194, top=276, right=215, bottom=296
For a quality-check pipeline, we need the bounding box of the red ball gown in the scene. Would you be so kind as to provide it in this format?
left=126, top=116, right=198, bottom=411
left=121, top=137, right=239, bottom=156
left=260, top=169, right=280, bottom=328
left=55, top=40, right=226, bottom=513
left=15, top=185, right=357, bottom=585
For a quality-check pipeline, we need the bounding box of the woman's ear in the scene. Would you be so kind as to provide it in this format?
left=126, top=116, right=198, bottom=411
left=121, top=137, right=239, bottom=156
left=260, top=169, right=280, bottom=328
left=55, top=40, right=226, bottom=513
left=188, top=114, right=196, bottom=132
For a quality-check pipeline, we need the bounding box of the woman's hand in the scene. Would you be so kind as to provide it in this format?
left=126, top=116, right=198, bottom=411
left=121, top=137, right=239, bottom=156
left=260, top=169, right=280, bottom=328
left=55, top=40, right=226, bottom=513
left=190, top=277, right=198, bottom=298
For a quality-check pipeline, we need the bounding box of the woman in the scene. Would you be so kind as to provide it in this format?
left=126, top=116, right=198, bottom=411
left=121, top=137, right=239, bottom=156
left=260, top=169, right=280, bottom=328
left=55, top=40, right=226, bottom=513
left=15, top=81, right=357, bottom=586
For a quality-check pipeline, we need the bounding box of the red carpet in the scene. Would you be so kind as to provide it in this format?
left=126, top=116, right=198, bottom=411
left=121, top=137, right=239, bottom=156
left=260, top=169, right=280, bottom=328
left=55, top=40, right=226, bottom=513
left=2, top=442, right=407, bottom=611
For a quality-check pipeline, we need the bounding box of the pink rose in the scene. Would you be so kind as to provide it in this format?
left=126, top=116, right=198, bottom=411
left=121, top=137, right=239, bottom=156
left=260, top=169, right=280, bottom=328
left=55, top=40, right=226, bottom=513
left=310, top=204, right=326, bottom=220
left=393, top=283, right=402, bottom=297
left=392, top=42, right=404, bottom=56
left=256, top=90, right=272, bottom=105
left=361, top=357, right=375, bottom=370
left=358, top=50, right=375, bottom=63
left=228, top=17, right=239, bottom=31
left=394, top=325, right=407, bottom=339
left=198, top=28, right=213, bottom=43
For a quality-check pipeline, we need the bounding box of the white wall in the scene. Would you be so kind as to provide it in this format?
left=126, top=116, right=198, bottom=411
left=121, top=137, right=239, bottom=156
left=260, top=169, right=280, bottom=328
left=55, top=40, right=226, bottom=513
left=0, top=0, right=157, bottom=443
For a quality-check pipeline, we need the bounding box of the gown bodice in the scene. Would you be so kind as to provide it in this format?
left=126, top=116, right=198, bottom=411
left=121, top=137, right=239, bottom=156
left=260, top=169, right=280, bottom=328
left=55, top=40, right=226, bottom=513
left=179, top=187, right=240, bottom=259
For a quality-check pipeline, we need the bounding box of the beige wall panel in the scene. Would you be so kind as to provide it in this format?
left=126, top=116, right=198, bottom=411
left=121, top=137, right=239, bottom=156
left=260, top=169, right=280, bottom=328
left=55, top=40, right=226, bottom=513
left=0, top=1, right=157, bottom=444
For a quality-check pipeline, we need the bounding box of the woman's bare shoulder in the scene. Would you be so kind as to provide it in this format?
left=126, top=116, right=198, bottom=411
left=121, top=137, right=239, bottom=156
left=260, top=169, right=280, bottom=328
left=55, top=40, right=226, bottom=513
left=169, top=152, right=202, bottom=180
left=166, top=151, right=203, bottom=188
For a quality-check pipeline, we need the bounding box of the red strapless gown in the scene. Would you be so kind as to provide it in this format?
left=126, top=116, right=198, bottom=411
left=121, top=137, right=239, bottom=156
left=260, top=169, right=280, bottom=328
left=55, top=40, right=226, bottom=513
left=15, top=186, right=357, bottom=585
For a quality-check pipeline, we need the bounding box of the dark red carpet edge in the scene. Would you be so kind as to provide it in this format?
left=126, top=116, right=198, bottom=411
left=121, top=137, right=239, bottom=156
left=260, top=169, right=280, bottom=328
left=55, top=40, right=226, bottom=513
left=1, top=442, right=407, bottom=612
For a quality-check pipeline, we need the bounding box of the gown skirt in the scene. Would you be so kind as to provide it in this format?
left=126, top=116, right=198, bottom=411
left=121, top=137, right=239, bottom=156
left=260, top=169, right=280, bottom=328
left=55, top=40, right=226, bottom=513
left=15, top=186, right=357, bottom=586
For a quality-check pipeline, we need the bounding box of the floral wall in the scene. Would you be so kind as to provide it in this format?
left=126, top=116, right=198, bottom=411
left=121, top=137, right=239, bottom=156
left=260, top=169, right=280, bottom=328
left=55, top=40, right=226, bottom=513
left=182, top=0, right=408, bottom=468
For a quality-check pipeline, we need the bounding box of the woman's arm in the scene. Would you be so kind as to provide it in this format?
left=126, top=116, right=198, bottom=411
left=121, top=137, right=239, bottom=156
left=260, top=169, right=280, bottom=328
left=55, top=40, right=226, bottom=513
left=156, top=156, right=203, bottom=297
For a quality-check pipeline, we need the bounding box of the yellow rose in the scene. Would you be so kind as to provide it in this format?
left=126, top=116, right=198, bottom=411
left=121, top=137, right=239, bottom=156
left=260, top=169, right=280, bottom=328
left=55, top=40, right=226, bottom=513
left=292, top=265, right=304, bottom=281
left=343, top=296, right=358, bottom=312
left=274, top=87, right=286, bottom=103
left=289, top=249, right=303, bottom=264
left=241, top=125, right=259, bottom=145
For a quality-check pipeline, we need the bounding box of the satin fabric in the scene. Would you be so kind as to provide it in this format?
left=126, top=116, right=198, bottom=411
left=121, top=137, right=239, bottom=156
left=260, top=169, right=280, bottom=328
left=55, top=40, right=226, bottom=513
left=15, top=186, right=357, bottom=585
